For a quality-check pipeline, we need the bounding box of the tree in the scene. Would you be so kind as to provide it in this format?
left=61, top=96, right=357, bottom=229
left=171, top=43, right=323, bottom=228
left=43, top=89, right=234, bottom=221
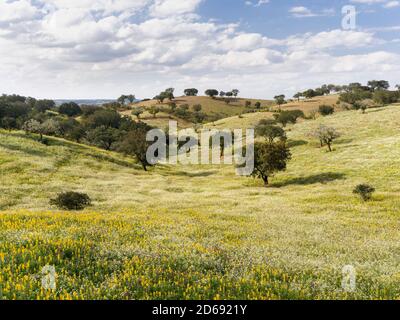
left=192, top=104, right=202, bottom=112
left=303, top=89, right=317, bottom=99
left=311, top=125, right=340, bottom=152
left=103, top=102, right=121, bottom=110
left=274, top=110, right=304, bottom=127
left=149, top=106, right=161, bottom=118
left=85, top=109, right=122, bottom=129
left=117, top=127, right=153, bottom=171
left=396, top=84, right=400, bottom=91
left=373, top=90, right=399, bottom=106
left=59, top=102, right=82, bottom=117
left=318, top=105, right=335, bottom=116
left=274, top=95, right=286, bottom=106
left=255, top=102, right=261, bottom=109
left=0, top=117, right=17, bottom=131
left=164, top=88, right=175, bottom=100
left=155, top=93, right=168, bottom=103
left=132, top=107, right=145, bottom=119
left=127, top=94, right=136, bottom=104
left=317, top=85, right=330, bottom=96
left=368, top=80, right=390, bottom=92
left=184, top=88, right=198, bottom=96
left=154, top=89, right=173, bottom=103
left=68, top=124, right=86, bottom=143
left=86, top=126, right=120, bottom=150
left=219, top=91, right=226, bottom=98
left=117, top=95, right=128, bottom=105
left=22, top=119, right=59, bottom=142
left=225, top=91, right=233, bottom=97
left=34, top=99, right=56, bottom=113
left=205, top=89, right=219, bottom=98
left=232, top=89, right=239, bottom=97
left=245, top=101, right=252, bottom=108
left=348, top=82, right=363, bottom=92
left=327, top=84, right=336, bottom=94
left=256, top=124, right=286, bottom=144
left=248, top=142, right=291, bottom=186
left=293, top=92, right=302, bottom=102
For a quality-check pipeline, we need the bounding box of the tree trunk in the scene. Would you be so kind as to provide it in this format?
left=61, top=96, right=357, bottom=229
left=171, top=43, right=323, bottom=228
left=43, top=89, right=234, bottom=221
left=142, top=163, right=148, bottom=171
left=327, top=143, right=332, bottom=152
left=263, top=176, right=269, bottom=187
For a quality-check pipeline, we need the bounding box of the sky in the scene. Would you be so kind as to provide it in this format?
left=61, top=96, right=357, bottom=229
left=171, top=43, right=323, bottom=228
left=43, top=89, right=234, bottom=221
left=0, top=0, right=399, bottom=99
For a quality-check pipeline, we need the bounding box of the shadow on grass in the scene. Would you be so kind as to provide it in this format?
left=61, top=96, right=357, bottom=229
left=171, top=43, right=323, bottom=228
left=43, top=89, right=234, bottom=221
left=287, top=139, right=308, bottom=148
left=335, top=138, right=354, bottom=145
left=4, top=132, right=139, bottom=169
left=0, top=141, right=50, bottom=157
left=168, top=170, right=219, bottom=178
left=271, top=172, right=346, bottom=188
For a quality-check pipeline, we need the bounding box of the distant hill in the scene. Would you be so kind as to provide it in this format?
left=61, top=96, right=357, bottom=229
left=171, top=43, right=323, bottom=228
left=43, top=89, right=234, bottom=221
left=124, top=95, right=273, bottom=128
left=207, top=94, right=341, bottom=130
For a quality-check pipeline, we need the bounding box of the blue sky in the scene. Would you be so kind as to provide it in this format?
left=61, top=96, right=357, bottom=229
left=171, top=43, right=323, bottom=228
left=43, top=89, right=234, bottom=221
left=0, top=0, right=399, bottom=99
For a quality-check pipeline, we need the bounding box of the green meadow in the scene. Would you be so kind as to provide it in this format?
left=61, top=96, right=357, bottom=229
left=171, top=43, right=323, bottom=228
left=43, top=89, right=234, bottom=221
left=1, top=105, right=400, bottom=299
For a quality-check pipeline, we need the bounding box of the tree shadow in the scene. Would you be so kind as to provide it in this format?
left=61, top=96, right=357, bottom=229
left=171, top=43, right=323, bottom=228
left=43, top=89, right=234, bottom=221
left=287, top=139, right=308, bottom=148
left=4, top=132, right=139, bottom=169
left=0, top=141, right=50, bottom=157
left=271, top=172, right=346, bottom=188
left=168, top=170, right=218, bottom=178
left=335, top=138, right=353, bottom=145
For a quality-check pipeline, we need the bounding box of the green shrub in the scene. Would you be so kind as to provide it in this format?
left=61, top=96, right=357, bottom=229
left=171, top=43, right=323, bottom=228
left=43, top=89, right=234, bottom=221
left=50, top=192, right=92, bottom=210
left=319, top=105, right=335, bottom=116
left=353, top=184, right=375, bottom=201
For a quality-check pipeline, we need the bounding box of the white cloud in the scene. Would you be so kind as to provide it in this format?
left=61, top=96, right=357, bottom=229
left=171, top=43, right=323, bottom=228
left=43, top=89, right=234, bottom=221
left=245, top=0, right=270, bottom=7
left=350, top=0, right=400, bottom=8
left=384, top=1, right=400, bottom=8
left=0, top=0, right=39, bottom=24
left=150, top=0, right=203, bottom=17
left=0, top=0, right=398, bottom=99
left=289, top=6, right=335, bottom=18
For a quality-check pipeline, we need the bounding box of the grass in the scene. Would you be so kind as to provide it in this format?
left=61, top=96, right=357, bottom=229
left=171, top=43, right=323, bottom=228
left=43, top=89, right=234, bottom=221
left=126, top=96, right=274, bottom=128
left=0, top=105, right=400, bottom=299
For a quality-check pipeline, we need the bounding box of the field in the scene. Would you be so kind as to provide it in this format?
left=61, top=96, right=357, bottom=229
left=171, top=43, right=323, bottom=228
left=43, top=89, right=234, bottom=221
left=124, top=96, right=274, bottom=128
left=124, top=95, right=339, bottom=130
left=1, top=104, right=400, bottom=299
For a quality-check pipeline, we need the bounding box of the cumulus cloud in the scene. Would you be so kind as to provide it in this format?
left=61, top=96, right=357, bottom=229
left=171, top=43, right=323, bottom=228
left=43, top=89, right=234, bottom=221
left=0, top=0, right=399, bottom=99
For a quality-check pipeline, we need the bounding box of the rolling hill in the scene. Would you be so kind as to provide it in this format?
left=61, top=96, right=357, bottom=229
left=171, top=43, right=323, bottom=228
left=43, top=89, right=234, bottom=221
left=1, top=103, right=400, bottom=299
left=123, top=94, right=339, bottom=129
left=122, top=95, right=273, bottom=129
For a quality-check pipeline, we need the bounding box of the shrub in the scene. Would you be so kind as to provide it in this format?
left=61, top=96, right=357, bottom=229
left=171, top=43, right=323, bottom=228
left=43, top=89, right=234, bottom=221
left=319, top=105, right=335, bottom=116
left=50, top=192, right=92, bottom=210
left=353, top=184, right=375, bottom=201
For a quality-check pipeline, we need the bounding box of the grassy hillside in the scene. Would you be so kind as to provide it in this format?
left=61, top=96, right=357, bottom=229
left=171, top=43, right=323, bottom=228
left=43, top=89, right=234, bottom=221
left=282, top=94, right=339, bottom=113
left=125, top=95, right=339, bottom=130
left=125, top=96, right=273, bottom=128
left=205, top=95, right=340, bottom=130
left=1, top=104, right=400, bottom=299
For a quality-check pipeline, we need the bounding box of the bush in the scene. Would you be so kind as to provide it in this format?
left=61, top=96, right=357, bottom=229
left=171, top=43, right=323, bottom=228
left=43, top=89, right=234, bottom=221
left=50, top=192, right=92, bottom=210
left=353, top=184, right=375, bottom=201
left=319, top=105, right=335, bottom=116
